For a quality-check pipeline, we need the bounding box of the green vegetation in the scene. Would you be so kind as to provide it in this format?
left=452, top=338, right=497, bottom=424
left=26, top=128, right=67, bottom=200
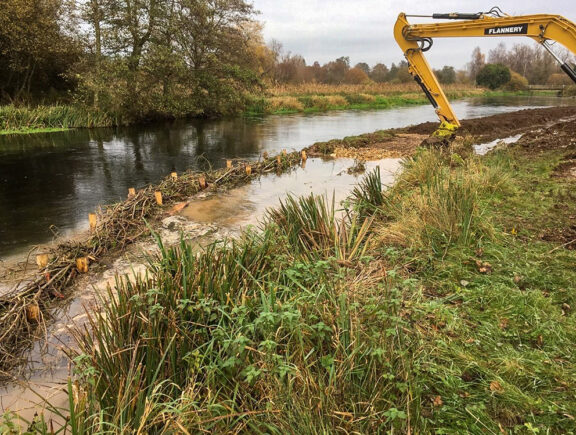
left=477, top=64, right=513, bottom=90
left=0, top=127, right=69, bottom=136
left=0, top=105, right=115, bottom=135
left=13, top=135, right=575, bottom=433
left=247, top=86, right=485, bottom=115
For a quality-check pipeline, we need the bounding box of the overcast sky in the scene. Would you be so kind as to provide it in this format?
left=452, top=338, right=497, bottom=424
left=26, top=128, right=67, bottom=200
left=252, top=0, right=576, bottom=69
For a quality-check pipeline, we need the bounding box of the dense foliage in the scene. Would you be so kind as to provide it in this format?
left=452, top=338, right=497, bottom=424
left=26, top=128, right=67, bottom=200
left=476, top=64, right=512, bottom=90
left=0, top=0, right=266, bottom=120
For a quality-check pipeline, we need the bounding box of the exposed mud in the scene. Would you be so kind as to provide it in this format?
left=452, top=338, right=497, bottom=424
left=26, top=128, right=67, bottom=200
left=306, top=107, right=576, bottom=160
left=405, top=106, right=576, bottom=142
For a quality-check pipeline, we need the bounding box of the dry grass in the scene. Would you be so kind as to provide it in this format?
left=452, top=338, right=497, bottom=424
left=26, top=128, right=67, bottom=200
left=267, top=96, right=304, bottom=112
left=268, top=82, right=482, bottom=97
left=375, top=140, right=509, bottom=252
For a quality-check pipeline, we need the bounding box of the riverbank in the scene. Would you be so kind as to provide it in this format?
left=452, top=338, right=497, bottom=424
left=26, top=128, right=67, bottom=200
left=2, top=108, right=576, bottom=432
left=0, top=85, right=538, bottom=136
left=244, top=83, right=572, bottom=116
left=0, top=105, right=116, bottom=136
left=246, top=83, right=486, bottom=115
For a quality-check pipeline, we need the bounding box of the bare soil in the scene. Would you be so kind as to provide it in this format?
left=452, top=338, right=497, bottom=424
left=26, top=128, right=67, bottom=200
left=405, top=106, right=576, bottom=142
left=307, top=107, right=576, bottom=160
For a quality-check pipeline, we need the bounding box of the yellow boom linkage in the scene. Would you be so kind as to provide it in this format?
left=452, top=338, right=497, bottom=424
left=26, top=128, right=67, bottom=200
left=394, top=7, right=576, bottom=136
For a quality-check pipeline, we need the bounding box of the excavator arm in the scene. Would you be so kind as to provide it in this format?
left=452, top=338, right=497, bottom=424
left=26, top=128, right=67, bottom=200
left=394, top=9, right=576, bottom=135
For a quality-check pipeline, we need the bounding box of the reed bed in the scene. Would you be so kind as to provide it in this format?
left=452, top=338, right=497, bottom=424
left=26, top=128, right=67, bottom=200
left=59, top=172, right=390, bottom=433
left=0, top=105, right=116, bottom=133
left=0, top=151, right=303, bottom=380
left=268, top=82, right=482, bottom=97
left=248, top=84, right=485, bottom=115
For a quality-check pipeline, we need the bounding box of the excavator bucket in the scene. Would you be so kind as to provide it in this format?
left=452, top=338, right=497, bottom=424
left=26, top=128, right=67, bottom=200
left=432, top=121, right=458, bottom=137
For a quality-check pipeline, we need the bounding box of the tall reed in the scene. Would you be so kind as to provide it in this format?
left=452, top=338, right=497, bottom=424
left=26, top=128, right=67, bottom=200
left=64, top=189, right=400, bottom=433
left=0, top=105, right=116, bottom=132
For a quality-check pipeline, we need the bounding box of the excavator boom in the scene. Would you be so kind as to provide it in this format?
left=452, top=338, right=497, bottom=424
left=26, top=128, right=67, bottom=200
left=394, top=10, right=576, bottom=134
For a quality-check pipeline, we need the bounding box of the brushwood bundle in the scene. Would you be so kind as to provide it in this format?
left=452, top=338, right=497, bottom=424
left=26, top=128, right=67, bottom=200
left=0, top=151, right=303, bottom=379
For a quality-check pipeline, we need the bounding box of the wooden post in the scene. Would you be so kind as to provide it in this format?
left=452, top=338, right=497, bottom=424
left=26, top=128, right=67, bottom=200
left=36, top=254, right=49, bottom=269
left=282, top=149, right=287, bottom=156
left=76, top=257, right=89, bottom=273
left=26, top=303, right=41, bottom=323
left=301, top=150, right=307, bottom=161
left=89, top=213, right=97, bottom=232
left=245, top=165, right=252, bottom=175
left=170, top=172, right=178, bottom=180
left=277, top=155, right=282, bottom=165
left=155, top=191, right=163, bottom=205
left=226, top=160, right=232, bottom=169
left=128, top=187, right=136, bottom=198
left=199, top=176, right=207, bottom=189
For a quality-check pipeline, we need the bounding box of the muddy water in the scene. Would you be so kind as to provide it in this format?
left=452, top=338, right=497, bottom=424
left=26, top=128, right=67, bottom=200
left=1, top=95, right=574, bottom=259
left=0, top=157, right=401, bottom=423
left=181, top=157, right=400, bottom=227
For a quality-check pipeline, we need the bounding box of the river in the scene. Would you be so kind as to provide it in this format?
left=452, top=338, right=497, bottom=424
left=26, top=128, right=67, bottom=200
left=0, top=95, right=574, bottom=258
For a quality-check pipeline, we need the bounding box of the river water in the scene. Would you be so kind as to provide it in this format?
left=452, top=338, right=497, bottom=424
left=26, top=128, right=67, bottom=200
left=0, top=95, right=574, bottom=258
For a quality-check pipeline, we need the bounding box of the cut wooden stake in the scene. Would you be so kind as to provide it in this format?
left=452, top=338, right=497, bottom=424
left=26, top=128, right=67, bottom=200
left=226, top=160, right=232, bottom=169
left=199, top=176, right=207, bottom=189
left=282, top=149, right=287, bottom=156
left=76, top=257, right=89, bottom=273
left=170, top=172, right=178, bottom=180
left=36, top=254, right=49, bottom=269
left=89, top=213, right=97, bottom=231
left=26, top=303, right=41, bottom=323
left=245, top=165, right=252, bottom=175
left=155, top=191, right=163, bottom=205
left=277, top=155, right=282, bottom=165
left=301, top=150, right=307, bottom=161
left=128, top=187, right=136, bottom=198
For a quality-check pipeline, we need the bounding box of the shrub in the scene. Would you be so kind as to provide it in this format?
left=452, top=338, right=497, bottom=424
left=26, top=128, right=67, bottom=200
left=345, top=93, right=376, bottom=104
left=344, top=67, right=370, bottom=84
left=267, top=96, right=304, bottom=112
left=476, top=64, right=511, bottom=90
left=504, top=71, right=529, bottom=91
left=547, top=73, right=573, bottom=86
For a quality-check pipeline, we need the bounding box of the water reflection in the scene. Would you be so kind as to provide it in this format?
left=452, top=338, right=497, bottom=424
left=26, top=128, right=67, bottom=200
left=0, top=96, right=574, bottom=258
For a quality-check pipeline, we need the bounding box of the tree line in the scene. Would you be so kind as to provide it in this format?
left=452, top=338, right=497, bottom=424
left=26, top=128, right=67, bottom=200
left=269, top=46, right=460, bottom=86
left=272, top=42, right=574, bottom=89
left=0, top=0, right=272, bottom=120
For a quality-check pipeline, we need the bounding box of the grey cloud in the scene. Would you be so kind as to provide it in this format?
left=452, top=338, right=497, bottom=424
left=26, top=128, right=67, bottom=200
left=253, top=0, right=576, bottom=69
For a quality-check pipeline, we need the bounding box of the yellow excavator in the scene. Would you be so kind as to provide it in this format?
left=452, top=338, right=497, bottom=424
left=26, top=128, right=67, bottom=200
left=394, top=7, right=576, bottom=136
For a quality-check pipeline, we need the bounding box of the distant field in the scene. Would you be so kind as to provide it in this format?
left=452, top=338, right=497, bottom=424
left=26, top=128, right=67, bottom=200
left=247, top=83, right=486, bottom=115
left=267, top=82, right=481, bottom=97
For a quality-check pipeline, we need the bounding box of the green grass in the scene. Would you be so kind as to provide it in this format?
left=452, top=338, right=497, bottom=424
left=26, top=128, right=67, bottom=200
left=8, top=136, right=576, bottom=433
left=0, top=105, right=117, bottom=135
left=246, top=91, right=486, bottom=116
left=0, top=127, right=70, bottom=135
